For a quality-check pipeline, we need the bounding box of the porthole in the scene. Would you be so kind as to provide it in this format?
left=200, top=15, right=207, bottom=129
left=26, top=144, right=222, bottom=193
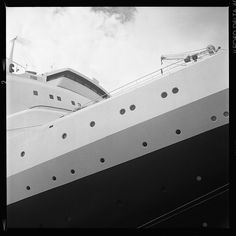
left=211, top=116, right=217, bottom=121
left=142, top=142, right=147, bottom=147
left=172, top=87, right=179, bottom=94
left=120, top=109, right=126, bottom=115
left=26, top=186, right=30, bottom=190
left=71, top=101, right=75, bottom=105
left=90, top=121, right=95, bottom=127
left=202, top=222, right=208, bottom=228
left=21, top=151, right=25, bottom=157
left=57, top=96, right=61, bottom=101
left=33, top=90, right=38, bottom=96
left=52, top=176, right=56, bottom=181
left=62, top=133, right=67, bottom=139
left=161, top=186, right=167, bottom=192
left=116, top=199, right=124, bottom=207
left=161, top=92, right=168, bottom=98
left=71, top=169, right=75, bottom=174
left=176, top=129, right=181, bottom=135
left=49, top=94, right=54, bottom=99
left=223, top=111, right=229, bottom=117
left=100, top=158, right=105, bottom=163
left=196, top=176, right=202, bottom=181
left=130, top=104, right=136, bottom=111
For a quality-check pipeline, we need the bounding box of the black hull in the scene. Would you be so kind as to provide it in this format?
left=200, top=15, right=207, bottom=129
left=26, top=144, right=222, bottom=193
left=7, top=124, right=229, bottom=228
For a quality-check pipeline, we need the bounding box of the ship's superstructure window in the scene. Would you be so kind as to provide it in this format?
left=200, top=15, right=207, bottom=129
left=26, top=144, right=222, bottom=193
left=49, top=94, right=54, bottom=99
left=71, top=101, right=75, bottom=105
left=33, top=90, right=38, bottom=96
left=57, top=96, right=61, bottom=101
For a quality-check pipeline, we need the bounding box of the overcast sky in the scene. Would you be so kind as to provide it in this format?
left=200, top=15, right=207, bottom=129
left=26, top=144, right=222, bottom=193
left=6, top=7, right=228, bottom=91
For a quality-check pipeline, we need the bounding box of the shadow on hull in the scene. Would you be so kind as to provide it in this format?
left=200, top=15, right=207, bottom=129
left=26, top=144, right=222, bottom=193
left=7, top=124, right=229, bottom=228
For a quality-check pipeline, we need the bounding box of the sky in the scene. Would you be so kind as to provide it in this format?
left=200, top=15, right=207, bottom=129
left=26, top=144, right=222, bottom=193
left=6, top=7, right=228, bottom=92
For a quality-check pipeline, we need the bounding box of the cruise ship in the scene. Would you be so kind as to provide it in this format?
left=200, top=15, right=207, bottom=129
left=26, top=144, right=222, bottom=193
left=6, top=39, right=229, bottom=228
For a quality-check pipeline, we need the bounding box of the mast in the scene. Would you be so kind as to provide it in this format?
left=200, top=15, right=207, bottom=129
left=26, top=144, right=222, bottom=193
left=9, top=36, right=17, bottom=62
left=8, top=36, right=17, bottom=73
left=7, top=36, right=30, bottom=73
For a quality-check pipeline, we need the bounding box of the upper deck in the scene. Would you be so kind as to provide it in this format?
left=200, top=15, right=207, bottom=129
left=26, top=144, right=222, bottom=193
left=44, top=68, right=109, bottom=100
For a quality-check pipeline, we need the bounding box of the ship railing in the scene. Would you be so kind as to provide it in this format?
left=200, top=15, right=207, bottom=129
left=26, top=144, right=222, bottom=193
left=78, top=59, right=183, bottom=109
left=79, top=47, right=225, bottom=110
left=109, top=59, right=185, bottom=96
left=77, top=60, right=190, bottom=108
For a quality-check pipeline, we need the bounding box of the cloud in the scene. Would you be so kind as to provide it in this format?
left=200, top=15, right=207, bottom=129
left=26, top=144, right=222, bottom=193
left=91, top=7, right=137, bottom=38
left=52, top=7, right=67, bottom=16
left=91, top=7, right=137, bottom=24
left=6, top=7, right=228, bottom=91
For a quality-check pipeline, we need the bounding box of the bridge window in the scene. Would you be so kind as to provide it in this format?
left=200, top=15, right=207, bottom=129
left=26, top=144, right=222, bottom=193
left=71, top=101, right=75, bottom=105
left=49, top=94, right=54, bottom=99
left=57, top=96, right=61, bottom=101
left=33, top=90, right=38, bottom=96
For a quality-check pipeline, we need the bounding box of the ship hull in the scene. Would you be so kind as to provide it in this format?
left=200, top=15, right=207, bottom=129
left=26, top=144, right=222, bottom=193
left=7, top=123, right=229, bottom=228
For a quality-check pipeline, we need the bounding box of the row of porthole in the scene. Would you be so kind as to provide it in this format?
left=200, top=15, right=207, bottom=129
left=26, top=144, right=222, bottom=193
left=142, top=129, right=181, bottom=148
left=161, top=87, right=179, bottom=98
left=25, top=168, right=203, bottom=191
left=87, top=105, right=136, bottom=128
left=22, top=130, right=179, bottom=158
left=211, top=111, right=229, bottom=121
left=120, top=104, right=136, bottom=115
left=87, top=87, right=177, bottom=128
left=33, top=90, right=81, bottom=107
left=21, top=111, right=229, bottom=158
left=26, top=169, right=76, bottom=190
left=25, top=158, right=106, bottom=190
left=26, top=172, right=202, bottom=191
